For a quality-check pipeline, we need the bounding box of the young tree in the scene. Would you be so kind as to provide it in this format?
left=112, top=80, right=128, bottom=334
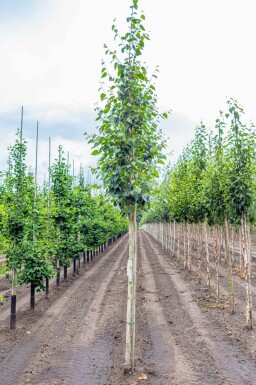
left=51, top=146, right=73, bottom=286
left=88, top=0, right=168, bottom=371
left=18, top=126, right=54, bottom=310
left=3, top=117, right=27, bottom=328
left=226, top=98, right=256, bottom=327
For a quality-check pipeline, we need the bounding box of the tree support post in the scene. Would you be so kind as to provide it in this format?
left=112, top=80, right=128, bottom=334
left=10, top=269, right=17, bottom=329
left=30, top=283, right=35, bottom=311
left=241, top=216, right=253, bottom=328
left=125, top=208, right=137, bottom=372
left=224, top=212, right=235, bottom=314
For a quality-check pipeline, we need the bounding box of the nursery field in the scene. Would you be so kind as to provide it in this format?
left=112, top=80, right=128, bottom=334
left=1, top=230, right=256, bottom=385
left=1, top=0, right=256, bottom=384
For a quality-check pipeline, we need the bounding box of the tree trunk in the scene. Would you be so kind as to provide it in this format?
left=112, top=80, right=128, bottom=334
left=241, top=215, right=252, bottom=328
left=239, top=226, right=243, bottom=272
left=184, top=222, right=187, bottom=269
left=177, top=223, right=180, bottom=266
left=173, top=220, right=176, bottom=256
left=187, top=223, right=191, bottom=272
left=125, top=207, right=137, bottom=372
left=224, top=212, right=235, bottom=314
left=204, top=220, right=211, bottom=289
left=231, top=225, right=235, bottom=266
left=197, top=225, right=201, bottom=283
left=10, top=269, right=17, bottom=329
left=219, top=226, right=223, bottom=263
left=213, top=220, right=220, bottom=302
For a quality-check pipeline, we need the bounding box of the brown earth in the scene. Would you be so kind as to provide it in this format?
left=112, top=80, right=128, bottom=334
left=0, top=231, right=256, bottom=385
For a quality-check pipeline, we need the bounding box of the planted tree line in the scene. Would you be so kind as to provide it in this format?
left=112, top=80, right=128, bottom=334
left=0, top=108, right=128, bottom=329
left=0, top=1, right=167, bottom=371
left=141, top=98, right=256, bottom=329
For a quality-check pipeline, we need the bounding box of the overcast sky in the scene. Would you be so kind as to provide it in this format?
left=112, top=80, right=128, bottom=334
left=1, top=0, right=256, bottom=181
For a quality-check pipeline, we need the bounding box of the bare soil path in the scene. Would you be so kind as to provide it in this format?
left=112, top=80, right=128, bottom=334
left=1, top=231, right=256, bottom=385
left=141, top=231, right=256, bottom=385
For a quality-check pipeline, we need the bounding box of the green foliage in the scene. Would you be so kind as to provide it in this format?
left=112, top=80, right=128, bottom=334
left=88, top=0, right=168, bottom=214
left=51, top=146, right=75, bottom=267
left=226, top=98, right=256, bottom=220
left=141, top=98, right=256, bottom=227
left=0, top=260, right=7, bottom=276
left=18, top=173, right=55, bottom=289
left=17, top=240, right=54, bottom=290
left=0, top=129, right=128, bottom=293
left=3, top=129, right=28, bottom=270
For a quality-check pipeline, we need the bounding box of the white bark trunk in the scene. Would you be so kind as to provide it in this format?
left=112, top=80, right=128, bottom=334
left=125, top=208, right=137, bottom=371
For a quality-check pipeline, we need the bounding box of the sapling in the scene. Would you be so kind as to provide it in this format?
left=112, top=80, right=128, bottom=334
left=88, top=0, right=168, bottom=370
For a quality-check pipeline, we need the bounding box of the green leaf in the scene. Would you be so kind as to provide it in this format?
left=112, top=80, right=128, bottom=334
left=91, top=184, right=101, bottom=189
left=136, top=73, right=145, bottom=80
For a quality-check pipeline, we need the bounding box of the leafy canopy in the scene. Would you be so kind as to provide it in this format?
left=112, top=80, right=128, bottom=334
left=88, top=0, right=168, bottom=213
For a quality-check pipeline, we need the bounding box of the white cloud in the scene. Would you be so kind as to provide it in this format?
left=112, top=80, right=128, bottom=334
left=1, top=0, right=256, bottom=180
left=26, top=135, right=95, bottom=182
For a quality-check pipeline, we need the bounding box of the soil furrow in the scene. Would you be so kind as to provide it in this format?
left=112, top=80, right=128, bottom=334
left=58, top=242, right=129, bottom=385
left=0, top=235, right=128, bottom=385
left=2, top=229, right=256, bottom=385
left=138, top=231, right=200, bottom=384
left=143, top=230, right=256, bottom=385
left=175, top=241, right=256, bottom=359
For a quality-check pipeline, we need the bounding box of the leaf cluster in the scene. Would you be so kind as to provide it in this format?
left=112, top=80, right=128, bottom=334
left=141, top=98, right=256, bottom=227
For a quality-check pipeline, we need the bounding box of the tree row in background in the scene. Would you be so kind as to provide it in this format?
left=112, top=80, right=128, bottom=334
left=0, top=122, right=128, bottom=329
left=141, top=97, right=256, bottom=328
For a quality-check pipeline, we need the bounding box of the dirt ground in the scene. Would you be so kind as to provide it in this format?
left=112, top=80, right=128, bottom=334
left=0, top=231, right=256, bottom=385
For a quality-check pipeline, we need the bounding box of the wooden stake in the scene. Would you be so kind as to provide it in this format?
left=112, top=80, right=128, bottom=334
left=241, top=216, right=252, bottom=328
left=223, top=212, right=235, bottom=314
left=204, top=220, right=211, bottom=289
left=46, top=137, right=51, bottom=298
left=213, top=220, right=220, bottom=302
left=10, top=106, right=23, bottom=329
left=30, top=122, right=39, bottom=311
left=187, top=223, right=191, bottom=272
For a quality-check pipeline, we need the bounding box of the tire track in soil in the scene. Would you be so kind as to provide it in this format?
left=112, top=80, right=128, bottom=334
left=138, top=231, right=200, bottom=385
left=176, top=242, right=256, bottom=359
left=0, top=235, right=128, bottom=385
left=143, top=230, right=256, bottom=385
left=58, top=240, right=129, bottom=385
left=202, top=260, right=256, bottom=359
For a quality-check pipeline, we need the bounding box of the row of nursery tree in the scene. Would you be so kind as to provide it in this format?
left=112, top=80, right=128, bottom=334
left=0, top=114, right=128, bottom=328
left=141, top=98, right=255, bottom=329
